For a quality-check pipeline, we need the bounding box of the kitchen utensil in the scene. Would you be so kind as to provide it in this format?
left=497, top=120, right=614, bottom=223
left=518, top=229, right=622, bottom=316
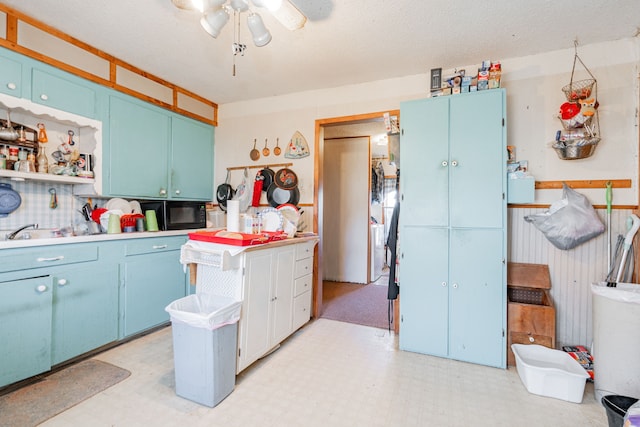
left=261, top=167, right=274, bottom=191
left=273, top=138, right=281, bottom=156
left=49, top=188, right=58, bottom=209
left=262, top=138, right=270, bottom=156
left=0, top=182, right=21, bottom=217
left=87, top=220, right=101, bottom=235
left=216, top=170, right=235, bottom=211
left=250, top=138, right=260, bottom=161
left=0, top=110, right=19, bottom=141
left=606, top=181, right=612, bottom=274
left=80, top=203, right=92, bottom=221
left=274, top=167, right=298, bottom=189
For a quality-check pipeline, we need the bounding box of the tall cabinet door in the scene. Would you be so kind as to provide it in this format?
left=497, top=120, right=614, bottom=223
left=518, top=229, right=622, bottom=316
left=449, top=228, right=505, bottom=367
left=449, top=90, right=505, bottom=228
left=399, top=227, right=449, bottom=357
left=401, top=97, right=450, bottom=227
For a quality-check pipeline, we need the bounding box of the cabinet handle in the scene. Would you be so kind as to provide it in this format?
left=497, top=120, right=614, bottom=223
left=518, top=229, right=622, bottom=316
left=529, top=336, right=535, bottom=343
left=40, top=94, right=48, bottom=101
left=57, top=278, right=68, bottom=286
left=7, top=82, right=16, bottom=90
left=441, top=160, right=448, bottom=167
left=175, top=189, right=181, bottom=195
left=452, top=283, right=458, bottom=289
left=36, top=284, right=48, bottom=293
left=152, top=244, right=168, bottom=249
left=36, top=256, right=64, bottom=262
left=451, top=160, right=458, bottom=167
left=441, top=281, right=447, bottom=287
left=159, top=188, right=167, bottom=196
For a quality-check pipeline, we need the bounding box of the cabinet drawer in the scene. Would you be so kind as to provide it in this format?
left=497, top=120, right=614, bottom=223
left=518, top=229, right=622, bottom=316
left=292, top=291, right=311, bottom=330
left=124, top=237, right=185, bottom=256
left=294, top=257, right=313, bottom=278
left=295, top=241, right=315, bottom=260
left=294, top=274, right=312, bottom=297
left=0, top=245, right=98, bottom=273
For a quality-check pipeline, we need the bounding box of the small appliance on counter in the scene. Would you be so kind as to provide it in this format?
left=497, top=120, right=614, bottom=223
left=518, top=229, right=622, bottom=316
left=140, top=200, right=206, bottom=231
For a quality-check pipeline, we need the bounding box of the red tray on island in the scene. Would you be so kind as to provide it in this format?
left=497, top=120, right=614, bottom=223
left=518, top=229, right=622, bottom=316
left=188, top=230, right=288, bottom=246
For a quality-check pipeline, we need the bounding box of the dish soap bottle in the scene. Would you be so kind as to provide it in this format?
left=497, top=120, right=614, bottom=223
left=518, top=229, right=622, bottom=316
left=37, top=146, right=48, bottom=173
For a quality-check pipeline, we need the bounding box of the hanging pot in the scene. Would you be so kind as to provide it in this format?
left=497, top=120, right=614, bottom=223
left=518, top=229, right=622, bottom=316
left=266, top=182, right=300, bottom=207
left=261, top=167, right=275, bottom=192
left=0, top=183, right=22, bottom=217
left=262, top=138, right=270, bottom=156
left=250, top=138, right=260, bottom=161
left=0, top=110, right=19, bottom=141
left=216, top=170, right=235, bottom=211
left=273, top=138, right=281, bottom=156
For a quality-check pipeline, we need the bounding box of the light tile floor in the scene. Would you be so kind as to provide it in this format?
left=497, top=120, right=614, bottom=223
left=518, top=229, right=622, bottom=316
left=42, top=319, right=607, bottom=427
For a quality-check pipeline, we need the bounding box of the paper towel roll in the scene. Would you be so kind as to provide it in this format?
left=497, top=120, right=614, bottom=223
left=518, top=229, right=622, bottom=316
left=227, top=200, right=240, bottom=232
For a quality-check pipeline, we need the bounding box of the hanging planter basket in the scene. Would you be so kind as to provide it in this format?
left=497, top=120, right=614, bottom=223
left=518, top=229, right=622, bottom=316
left=553, top=43, right=601, bottom=160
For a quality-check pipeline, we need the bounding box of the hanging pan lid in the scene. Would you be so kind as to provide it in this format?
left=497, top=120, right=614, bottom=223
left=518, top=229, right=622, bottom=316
left=216, top=170, right=235, bottom=211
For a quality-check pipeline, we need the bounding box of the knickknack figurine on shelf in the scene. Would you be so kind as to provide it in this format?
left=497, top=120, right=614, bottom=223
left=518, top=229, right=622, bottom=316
left=552, top=41, right=601, bottom=160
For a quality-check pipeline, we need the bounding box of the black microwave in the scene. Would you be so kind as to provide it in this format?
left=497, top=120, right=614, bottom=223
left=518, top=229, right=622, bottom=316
left=139, top=200, right=206, bottom=231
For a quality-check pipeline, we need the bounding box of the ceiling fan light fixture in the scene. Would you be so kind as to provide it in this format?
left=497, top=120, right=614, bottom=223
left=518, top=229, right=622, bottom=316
left=247, top=13, right=272, bottom=47
left=269, top=0, right=306, bottom=30
left=196, top=0, right=227, bottom=12
left=229, top=0, right=250, bottom=12
left=200, top=7, right=230, bottom=38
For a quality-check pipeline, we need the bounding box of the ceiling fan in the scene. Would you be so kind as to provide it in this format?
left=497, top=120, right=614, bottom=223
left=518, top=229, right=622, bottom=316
left=171, top=0, right=307, bottom=45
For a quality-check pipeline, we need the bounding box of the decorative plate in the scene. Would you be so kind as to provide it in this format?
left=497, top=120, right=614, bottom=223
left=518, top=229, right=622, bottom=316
left=259, top=207, right=284, bottom=232
left=285, top=130, right=310, bottom=159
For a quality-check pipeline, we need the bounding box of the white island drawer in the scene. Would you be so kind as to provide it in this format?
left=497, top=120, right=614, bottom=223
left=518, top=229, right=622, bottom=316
left=294, top=257, right=313, bottom=278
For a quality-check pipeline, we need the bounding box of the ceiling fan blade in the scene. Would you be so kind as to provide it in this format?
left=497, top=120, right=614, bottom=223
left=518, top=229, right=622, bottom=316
left=171, top=0, right=197, bottom=10
left=269, top=0, right=307, bottom=31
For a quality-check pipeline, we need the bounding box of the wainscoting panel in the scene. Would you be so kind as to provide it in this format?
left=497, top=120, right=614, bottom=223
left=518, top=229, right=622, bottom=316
left=508, top=207, right=634, bottom=349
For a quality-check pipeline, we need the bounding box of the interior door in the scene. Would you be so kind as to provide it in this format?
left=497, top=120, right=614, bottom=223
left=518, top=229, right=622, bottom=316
left=322, top=137, right=370, bottom=284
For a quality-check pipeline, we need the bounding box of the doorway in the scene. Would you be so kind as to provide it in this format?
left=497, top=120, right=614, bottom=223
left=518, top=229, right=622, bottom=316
left=312, top=110, right=400, bottom=326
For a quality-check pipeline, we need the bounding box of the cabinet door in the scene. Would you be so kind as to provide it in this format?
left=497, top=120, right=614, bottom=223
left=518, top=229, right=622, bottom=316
left=31, top=68, right=97, bottom=118
left=0, top=276, right=52, bottom=387
left=449, top=90, right=505, bottom=228
left=271, top=246, right=295, bottom=344
left=400, top=97, right=450, bottom=227
left=108, top=96, right=170, bottom=198
left=399, top=226, right=449, bottom=357
left=122, top=250, right=186, bottom=337
left=238, top=251, right=273, bottom=371
left=449, top=228, right=505, bottom=367
left=170, top=116, right=214, bottom=200
left=51, top=262, right=119, bottom=365
left=0, top=54, right=22, bottom=98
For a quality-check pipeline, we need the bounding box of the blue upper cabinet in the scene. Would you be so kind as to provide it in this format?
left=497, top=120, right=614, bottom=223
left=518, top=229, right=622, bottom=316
left=170, top=115, right=214, bottom=200
left=31, top=68, right=97, bottom=119
left=108, top=95, right=171, bottom=199
left=0, top=53, right=23, bottom=98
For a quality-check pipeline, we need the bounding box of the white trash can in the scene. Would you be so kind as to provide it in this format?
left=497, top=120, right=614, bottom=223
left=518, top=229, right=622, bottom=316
left=592, top=282, right=640, bottom=402
left=166, top=294, right=241, bottom=407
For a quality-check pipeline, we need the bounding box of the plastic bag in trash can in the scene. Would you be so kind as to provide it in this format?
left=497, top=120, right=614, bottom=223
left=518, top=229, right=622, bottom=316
left=625, top=400, right=640, bottom=426
left=165, top=294, right=241, bottom=330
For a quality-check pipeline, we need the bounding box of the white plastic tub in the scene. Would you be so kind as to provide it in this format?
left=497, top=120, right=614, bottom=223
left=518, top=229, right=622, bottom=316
left=511, top=344, right=590, bottom=403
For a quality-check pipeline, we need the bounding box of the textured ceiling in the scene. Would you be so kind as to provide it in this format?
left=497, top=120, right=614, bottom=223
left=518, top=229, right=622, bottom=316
left=3, top=0, right=639, bottom=105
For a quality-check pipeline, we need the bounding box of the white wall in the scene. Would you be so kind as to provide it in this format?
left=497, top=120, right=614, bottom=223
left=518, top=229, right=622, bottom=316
left=217, top=38, right=640, bottom=207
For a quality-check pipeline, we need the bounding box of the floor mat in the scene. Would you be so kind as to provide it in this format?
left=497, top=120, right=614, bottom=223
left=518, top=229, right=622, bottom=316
left=0, top=359, right=130, bottom=427
left=321, top=281, right=391, bottom=329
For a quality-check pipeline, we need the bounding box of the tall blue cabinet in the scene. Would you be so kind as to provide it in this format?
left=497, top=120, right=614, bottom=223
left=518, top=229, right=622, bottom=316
left=399, top=89, right=507, bottom=368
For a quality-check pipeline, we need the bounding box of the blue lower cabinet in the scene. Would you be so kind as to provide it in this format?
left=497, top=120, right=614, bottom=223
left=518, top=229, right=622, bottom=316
left=51, top=262, right=119, bottom=365
left=0, top=276, right=52, bottom=387
left=121, top=242, right=187, bottom=337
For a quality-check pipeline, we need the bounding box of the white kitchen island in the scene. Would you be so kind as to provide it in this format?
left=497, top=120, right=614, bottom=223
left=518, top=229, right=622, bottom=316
left=181, top=235, right=318, bottom=373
